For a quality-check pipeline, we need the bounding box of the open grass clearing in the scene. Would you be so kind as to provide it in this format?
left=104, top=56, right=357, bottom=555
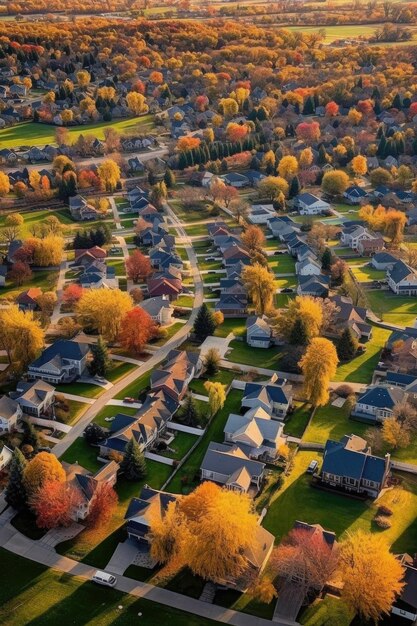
left=334, top=326, right=391, bottom=384
left=226, top=339, right=284, bottom=369
left=268, top=255, right=296, bottom=274
left=93, top=404, right=137, bottom=428
left=364, top=289, right=417, bottom=326
left=214, top=317, right=247, bottom=338
left=350, top=264, right=386, bottom=282
left=105, top=360, right=137, bottom=383
left=0, top=269, right=59, bottom=300
left=114, top=371, right=151, bottom=400
left=183, top=223, right=210, bottom=237
left=55, top=381, right=105, bottom=399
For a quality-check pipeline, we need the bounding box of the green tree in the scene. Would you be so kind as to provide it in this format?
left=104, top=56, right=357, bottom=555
left=5, top=448, right=28, bottom=511
left=88, top=336, right=111, bottom=377
left=289, top=316, right=309, bottom=346
left=337, top=328, right=359, bottom=361
left=120, top=438, right=147, bottom=480
left=179, top=393, right=201, bottom=427
left=21, top=420, right=40, bottom=452
left=203, top=347, right=221, bottom=376
left=164, top=168, right=176, bottom=188
left=194, top=304, right=216, bottom=341
left=321, top=248, right=332, bottom=271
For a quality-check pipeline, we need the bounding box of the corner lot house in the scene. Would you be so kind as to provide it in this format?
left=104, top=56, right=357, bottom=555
left=0, top=395, right=22, bottom=433
left=320, top=434, right=390, bottom=498
left=294, top=193, right=330, bottom=215
left=246, top=316, right=272, bottom=348
left=125, top=486, right=180, bottom=543
left=27, top=340, right=91, bottom=384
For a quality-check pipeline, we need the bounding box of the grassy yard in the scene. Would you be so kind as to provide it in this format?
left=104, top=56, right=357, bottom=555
left=60, top=437, right=103, bottom=473
left=275, top=292, right=296, bottom=309
left=334, top=326, right=391, bottom=384
left=0, top=269, right=59, bottom=300
left=276, top=276, right=297, bottom=290
left=0, top=549, right=215, bottom=626
left=167, top=389, right=243, bottom=493
left=56, top=399, right=88, bottom=426
left=303, top=402, right=369, bottom=445
left=172, top=295, right=194, bottom=308
left=150, top=322, right=185, bottom=346
left=106, top=259, right=126, bottom=276
left=226, top=339, right=284, bottom=369
left=198, top=260, right=223, bottom=271
left=114, top=371, right=151, bottom=400
left=263, top=451, right=417, bottom=553
left=162, top=431, right=199, bottom=460
left=183, top=223, right=210, bottom=237
left=364, top=289, right=417, bottom=326
left=214, top=317, right=247, bottom=338
left=350, top=264, right=386, bottom=282
left=93, top=405, right=137, bottom=428
left=268, top=255, right=296, bottom=274
left=0, top=115, right=154, bottom=148
left=299, top=596, right=354, bottom=626
left=284, top=402, right=312, bottom=439
left=105, top=361, right=137, bottom=383
left=189, top=368, right=236, bottom=396
left=56, top=381, right=105, bottom=399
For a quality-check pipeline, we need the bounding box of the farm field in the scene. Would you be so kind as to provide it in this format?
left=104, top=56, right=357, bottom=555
left=0, top=115, right=155, bottom=149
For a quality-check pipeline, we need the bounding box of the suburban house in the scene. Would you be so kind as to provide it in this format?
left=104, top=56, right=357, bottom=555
left=200, top=442, right=265, bottom=494
left=0, top=395, right=22, bottom=433
left=16, top=287, right=42, bottom=311
left=221, top=172, right=250, bottom=188
left=63, top=460, right=119, bottom=521
left=0, top=265, right=7, bottom=287
left=0, top=444, right=13, bottom=471
left=139, top=295, right=174, bottom=325
left=7, top=239, right=25, bottom=264
left=328, top=295, right=372, bottom=341
left=223, top=407, right=285, bottom=461
left=125, top=486, right=180, bottom=543
left=371, top=252, right=398, bottom=271
left=149, top=248, right=182, bottom=271
left=242, top=379, right=292, bottom=419
left=391, top=553, right=417, bottom=622
left=295, top=255, right=322, bottom=276
left=247, top=204, right=277, bottom=224
left=267, top=216, right=299, bottom=241
left=390, top=337, right=417, bottom=374
left=78, top=260, right=118, bottom=289
left=13, top=380, right=55, bottom=417
left=147, top=269, right=183, bottom=301
left=27, top=340, right=91, bottom=384
left=215, top=294, right=248, bottom=318
left=222, top=244, right=251, bottom=267
left=69, top=195, right=102, bottom=221
left=340, top=225, right=377, bottom=250
left=320, top=434, right=391, bottom=498
left=357, top=236, right=385, bottom=257
left=99, top=391, right=179, bottom=457
left=74, top=247, right=107, bottom=266
left=297, top=274, right=329, bottom=298
left=150, top=350, right=201, bottom=402
left=246, top=316, right=272, bottom=348
left=293, top=193, right=330, bottom=215
left=388, top=261, right=417, bottom=295
left=343, top=185, right=368, bottom=204
left=228, top=525, right=274, bottom=592
left=352, top=385, right=405, bottom=423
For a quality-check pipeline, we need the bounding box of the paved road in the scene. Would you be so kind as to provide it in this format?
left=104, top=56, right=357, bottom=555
left=52, top=201, right=204, bottom=458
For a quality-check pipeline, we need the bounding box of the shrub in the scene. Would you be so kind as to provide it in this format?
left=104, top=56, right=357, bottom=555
left=374, top=515, right=392, bottom=529
left=377, top=505, right=393, bottom=517
left=336, top=384, right=355, bottom=398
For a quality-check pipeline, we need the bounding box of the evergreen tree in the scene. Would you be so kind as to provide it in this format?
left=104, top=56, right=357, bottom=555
left=21, top=420, right=40, bottom=451
left=193, top=303, right=216, bottom=341
left=89, top=336, right=111, bottom=377
left=84, top=423, right=106, bottom=445
left=5, top=448, right=28, bottom=511
left=148, top=171, right=157, bottom=186
left=289, top=176, right=301, bottom=198
left=289, top=316, right=309, bottom=346
left=318, top=144, right=328, bottom=165
left=392, top=93, right=402, bottom=110
left=321, top=248, right=332, bottom=271
left=377, top=135, right=387, bottom=157
left=337, top=328, right=359, bottom=361
left=120, top=438, right=147, bottom=480
left=302, top=95, right=315, bottom=115
left=164, top=168, right=176, bottom=188
left=180, top=393, right=200, bottom=427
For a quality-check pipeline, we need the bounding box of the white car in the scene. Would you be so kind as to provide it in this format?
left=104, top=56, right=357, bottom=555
left=92, top=571, right=117, bottom=587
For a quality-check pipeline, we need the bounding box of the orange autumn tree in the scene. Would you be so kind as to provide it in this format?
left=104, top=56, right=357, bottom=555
left=119, top=308, right=157, bottom=354
left=86, top=482, right=118, bottom=528
left=30, top=480, right=82, bottom=529
left=176, top=136, right=201, bottom=152
left=24, top=452, right=66, bottom=496
left=226, top=122, right=248, bottom=142
left=125, top=250, right=152, bottom=283
left=62, top=284, right=84, bottom=307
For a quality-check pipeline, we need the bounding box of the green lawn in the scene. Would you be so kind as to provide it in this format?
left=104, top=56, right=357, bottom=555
left=189, top=368, right=236, bottom=396
left=350, top=264, right=386, bottom=282
left=303, top=402, right=369, bottom=445
left=162, top=431, right=198, bottom=460
left=275, top=292, right=296, bottom=309
left=0, top=115, right=154, bottom=148
left=268, top=255, right=296, bottom=274
left=0, top=549, right=216, bottom=626
left=202, top=273, right=221, bottom=285
left=167, top=389, right=243, bottom=493
left=214, top=317, right=247, bottom=338
left=198, top=260, right=223, bottom=271
left=93, top=405, right=138, bottom=428
left=183, top=223, right=210, bottom=237
left=60, top=437, right=103, bottom=473
left=114, top=371, right=151, bottom=400
left=151, top=322, right=185, bottom=346
left=0, top=269, right=59, bottom=300
left=105, top=361, right=137, bottom=383
left=172, top=295, right=194, bottom=308
left=365, top=289, right=417, bottom=326
left=284, top=402, right=312, bottom=439
left=263, top=451, right=417, bottom=553
left=299, top=596, right=354, bottom=626
left=56, top=399, right=88, bottom=426
left=55, top=382, right=105, bottom=399
left=106, top=259, right=126, bottom=276
left=334, top=326, right=391, bottom=383
left=226, top=340, right=284, bottom=369
left=276, top=276, right=297, bottom=290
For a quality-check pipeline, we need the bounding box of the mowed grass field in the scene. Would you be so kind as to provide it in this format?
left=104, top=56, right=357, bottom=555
left=0, top=115, right=154, bottom=149
left=285, top=23, right=417, bottom=44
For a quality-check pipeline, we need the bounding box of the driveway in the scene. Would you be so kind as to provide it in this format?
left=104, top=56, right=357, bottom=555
left=200, top=335, right=234, bottom=359
left=105, top=538, right=142, bottom=575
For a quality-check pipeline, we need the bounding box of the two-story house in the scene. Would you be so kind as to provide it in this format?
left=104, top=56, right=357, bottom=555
left=0, top=396, right=22, bottom=433
left=352, top=385, right=405, bottom=423
left=200, top=442, right=265, bottom=495
left=246, top=316, right=272, bottom=349
left=388, top=261, right=417, bottom=295
left=27, top=340, right=91, bottom=384
left=242, top=380, right=292, bottom=419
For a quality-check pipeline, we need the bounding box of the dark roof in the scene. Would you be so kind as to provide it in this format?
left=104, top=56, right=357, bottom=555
left=244, top=382, right=290, bottom=406
left=322, top=435, right=387, bottom=484
left=30, top=340, right=89, bottom=368
left=389, top=260, right=416, bottom=284
left=357, top=385, right=404, bottom=409
left=385, top=371, right=416, bottom=387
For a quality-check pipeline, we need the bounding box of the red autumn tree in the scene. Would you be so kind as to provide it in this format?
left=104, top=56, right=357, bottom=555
left=14, top=242, right=35, bottom=264
left=325, top=101, right=339, bottom=116
left=217, top=184, right=239, bottom=207
left=296, top=121, right=320, bottom=143
left=30, top=480, right=82, bottom=529
left=86, top=482, right=118, bottom=528
left=63, top=283, right=84, bottom=307
left=357, top=99, right=374, bottom=115
left=125, top=250, right=152, bottom=283
left=195, top=95, right=209, bottom=111
left=119, top=308, right=158, bottom=354
left=8, top=261, right=32, bottom=286
left=226, top=122, right=248, bottom=142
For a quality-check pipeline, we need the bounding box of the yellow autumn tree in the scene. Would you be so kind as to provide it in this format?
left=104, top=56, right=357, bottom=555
left=241, top=263, right=275, bottom=315
left=204, top=381, right=226, bottom=416
left=97, top=159, right=121, bottom=192
left=321, top=170, right=350, bottom=196
left=149, top=482, right=259, bottom=585
left=278, top=155, right=299, bottom=180
left=382, top=418, right=411, bottom=449
left=24, top=452, right=66, bottom=496
left=76, top=289, right=133, bottom=342
left=299, top=337, right=338, bottom=406
left=0, top=305, right=44, bottom=369
left=273, top=295, right=323, bottom=343
left=299, top=148, right=313, bottom=169
left=258, top=176, right=289, bottom=200
left=219, top=97, right=238, bottom=118
left=26, top=236, right=64, bottom=267
left=351, top=155, right=367, bottom=176
left=126, top=91, right=149, bottom=115
left=339, top=531, right=404, bottom=623
left=0, top=171, right=10, bottom=196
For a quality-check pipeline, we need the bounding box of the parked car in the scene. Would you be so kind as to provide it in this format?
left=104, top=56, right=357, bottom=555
left=123, top=397, right=136, bottom=403
left=92, top=571, right=117, bottom=587
left=281, top=288, right=294, bottom=293
left=307, top=460, right=319, bottom=474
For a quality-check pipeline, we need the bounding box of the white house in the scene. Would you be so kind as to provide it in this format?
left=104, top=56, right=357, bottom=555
left=0, top=445, right=13, bottom=471
left=248, top=204, right=277, bottom=225
left=295, top=255, right=322, bottom=276
left=294, top=193, right=330, bottom=215
left=224, top=407, right=285, bottom=460
left=139, top=295, right=174, bottom=326
left=388, top=261, right=417, bottom=296
left=15, top=380, right=55, bottom=417
left=340, top=225, right=375, bottom=250
left=0, top=396, right=22, bottom=433
left=246, top=316, right=272, bottom=348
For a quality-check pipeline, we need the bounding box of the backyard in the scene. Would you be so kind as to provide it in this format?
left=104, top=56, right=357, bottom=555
left=365, top=290, right=417, bottom=326
left=226, top=340, right=284, bottom=369
left=333, top=326, right=391, bottom=384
